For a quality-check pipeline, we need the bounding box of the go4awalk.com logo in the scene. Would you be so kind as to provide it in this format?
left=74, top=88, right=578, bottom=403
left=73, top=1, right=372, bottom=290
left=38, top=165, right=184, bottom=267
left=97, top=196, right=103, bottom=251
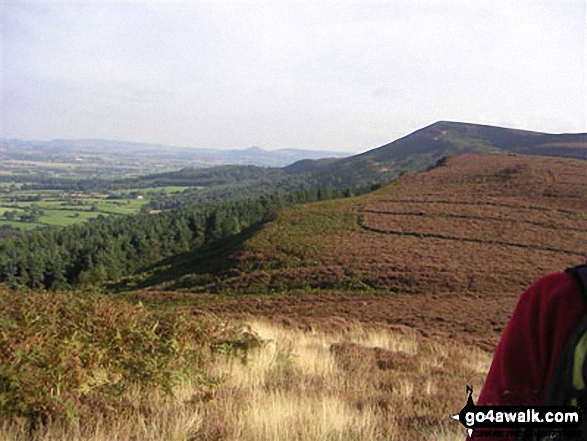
left=451, top=386, right=583, bottom=439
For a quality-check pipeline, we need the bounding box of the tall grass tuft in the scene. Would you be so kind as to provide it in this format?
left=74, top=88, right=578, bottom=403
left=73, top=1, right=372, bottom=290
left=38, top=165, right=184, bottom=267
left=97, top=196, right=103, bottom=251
left=196, top=319, right=490, bottom=440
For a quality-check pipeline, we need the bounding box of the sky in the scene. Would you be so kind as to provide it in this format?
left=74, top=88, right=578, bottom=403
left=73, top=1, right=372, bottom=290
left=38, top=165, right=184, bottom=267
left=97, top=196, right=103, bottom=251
left=1, top=0, right=585, bottom=152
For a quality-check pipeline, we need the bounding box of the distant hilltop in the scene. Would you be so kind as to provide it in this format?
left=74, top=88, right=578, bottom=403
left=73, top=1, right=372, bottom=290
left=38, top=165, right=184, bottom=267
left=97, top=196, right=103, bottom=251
left=2, top=121, right=585, bottom=189
left=0, top=138, right=351, bottom=169
left=280, top=121, right=587, bottom=188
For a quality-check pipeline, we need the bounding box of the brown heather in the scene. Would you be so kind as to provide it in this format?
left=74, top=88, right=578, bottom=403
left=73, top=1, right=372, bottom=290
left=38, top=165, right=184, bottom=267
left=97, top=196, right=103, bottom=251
left=190, top=154, right=586, bottom=349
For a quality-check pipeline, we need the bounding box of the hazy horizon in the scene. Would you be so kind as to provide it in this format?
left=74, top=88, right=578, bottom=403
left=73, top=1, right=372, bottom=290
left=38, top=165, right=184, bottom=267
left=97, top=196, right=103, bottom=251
left=2, top=118, right=586, bottom=155
left=0, top=135, right=355, bottom=153
left=2, top=0, right=585, bottom=153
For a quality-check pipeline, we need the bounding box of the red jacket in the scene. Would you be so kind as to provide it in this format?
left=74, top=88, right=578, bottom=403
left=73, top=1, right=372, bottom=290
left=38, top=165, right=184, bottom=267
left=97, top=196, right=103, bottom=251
left=470, top=271, right=585, bottom=439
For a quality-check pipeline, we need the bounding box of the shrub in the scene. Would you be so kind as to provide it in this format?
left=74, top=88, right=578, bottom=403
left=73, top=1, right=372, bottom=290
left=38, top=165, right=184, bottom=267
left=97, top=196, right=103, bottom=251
left=0, top=288, right=242, bottom=431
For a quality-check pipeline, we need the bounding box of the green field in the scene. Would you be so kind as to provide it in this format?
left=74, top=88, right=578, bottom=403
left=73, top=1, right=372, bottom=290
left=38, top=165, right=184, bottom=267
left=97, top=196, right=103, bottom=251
left=0, top=186, right=160, bottom=231
left=0, top=219, right=41, bottom=230
left=0, top=183, right=196, bottom=233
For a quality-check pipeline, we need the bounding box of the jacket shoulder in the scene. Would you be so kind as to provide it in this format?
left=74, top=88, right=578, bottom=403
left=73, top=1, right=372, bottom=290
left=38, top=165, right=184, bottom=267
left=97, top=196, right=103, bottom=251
left=522, top=271, right=582, bottom=304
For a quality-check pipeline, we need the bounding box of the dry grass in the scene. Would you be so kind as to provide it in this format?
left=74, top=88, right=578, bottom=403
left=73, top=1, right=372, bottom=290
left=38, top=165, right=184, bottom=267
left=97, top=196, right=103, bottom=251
left=1, top=316, right=490, bottom=440
left=1, top=384, right=206, bottom=441
left=195, top=318, right=490, bottom=441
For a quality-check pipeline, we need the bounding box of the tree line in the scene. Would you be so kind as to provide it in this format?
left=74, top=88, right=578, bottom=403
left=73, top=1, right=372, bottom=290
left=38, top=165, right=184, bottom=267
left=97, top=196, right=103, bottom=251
left=0, top=185, right=375, bottom=290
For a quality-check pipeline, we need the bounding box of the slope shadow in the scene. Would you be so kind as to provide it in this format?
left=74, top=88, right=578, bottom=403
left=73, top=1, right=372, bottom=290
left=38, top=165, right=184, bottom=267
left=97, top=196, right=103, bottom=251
left=109, top=222, right=265, bottom=292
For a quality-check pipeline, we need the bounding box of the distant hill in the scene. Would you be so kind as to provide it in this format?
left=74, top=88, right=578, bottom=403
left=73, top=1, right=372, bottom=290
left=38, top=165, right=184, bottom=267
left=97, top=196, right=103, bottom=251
left=0, top=138, right=350, bottom=169
left=133, top=121, right=586, bottom=206
left=140, top=153, right=587, bottom=349
left=4, top=122, right=585, bottom=206
left=283, top=121, right=587, bottom=187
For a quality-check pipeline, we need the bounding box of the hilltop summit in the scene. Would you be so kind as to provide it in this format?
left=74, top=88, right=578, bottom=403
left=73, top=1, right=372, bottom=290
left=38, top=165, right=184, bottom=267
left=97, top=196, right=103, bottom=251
left=284, top=121, right=586, bottom=188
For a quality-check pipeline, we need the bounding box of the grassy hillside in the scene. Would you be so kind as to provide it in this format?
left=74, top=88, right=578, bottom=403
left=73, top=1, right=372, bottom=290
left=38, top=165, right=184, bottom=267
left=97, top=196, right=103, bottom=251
left=3, top=123, right=584, bottom=211
left=141, top=153, right=587, bottom=350
left=7, top=152, right=586, bottom=440
left=284, top=121, right=587, bottom=187
left=93, top=121, right=587, bottom=207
